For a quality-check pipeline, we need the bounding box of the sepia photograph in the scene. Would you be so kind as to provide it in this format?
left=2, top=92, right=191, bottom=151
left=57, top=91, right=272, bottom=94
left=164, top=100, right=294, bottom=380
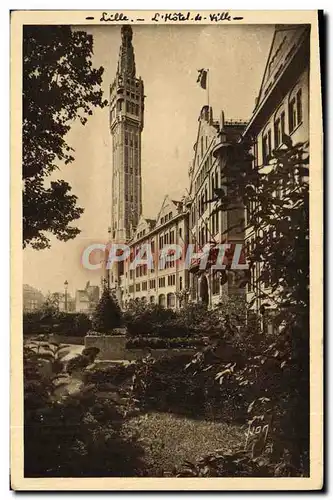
left=11, top=10, right=323, bottom=490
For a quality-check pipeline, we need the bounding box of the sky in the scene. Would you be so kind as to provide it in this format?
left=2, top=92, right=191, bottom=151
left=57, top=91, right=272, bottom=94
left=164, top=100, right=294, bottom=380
left=23, top=23, right=275, bottom=297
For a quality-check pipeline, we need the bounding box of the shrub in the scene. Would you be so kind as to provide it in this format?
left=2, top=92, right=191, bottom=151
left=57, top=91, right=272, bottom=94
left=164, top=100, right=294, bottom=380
left=126, top=336, right=206, bottom=350
left=23, top=311, right=92, bottom=337
left=129, top=354, right=246, bottom=422
left=174, top=449, right=294, bottom=477
left=123, top=302, right=177, bottom=336
left=92, top=288, right=122, bottom=333
left=24, top=340, right=145, bottom=477
left=123, top=301, right=222, bottom=339
left=83, top=362, right=136, bottom=388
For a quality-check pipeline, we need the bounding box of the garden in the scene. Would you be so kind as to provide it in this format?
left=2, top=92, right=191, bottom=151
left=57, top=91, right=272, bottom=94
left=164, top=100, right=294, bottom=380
left=24, top=284, right=309, bottom=478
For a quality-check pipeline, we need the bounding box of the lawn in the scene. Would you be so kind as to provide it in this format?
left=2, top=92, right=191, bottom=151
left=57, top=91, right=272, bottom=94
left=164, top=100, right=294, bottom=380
left=126, top=412, right=245, bottom=476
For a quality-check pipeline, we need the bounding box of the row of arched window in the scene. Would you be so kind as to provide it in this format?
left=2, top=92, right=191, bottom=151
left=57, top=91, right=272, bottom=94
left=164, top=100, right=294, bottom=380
left=123, top=293, right=176, bottom=308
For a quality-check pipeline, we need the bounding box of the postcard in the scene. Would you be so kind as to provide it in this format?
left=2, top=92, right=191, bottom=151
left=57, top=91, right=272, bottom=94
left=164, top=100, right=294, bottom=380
left=11, top=10, right=323, bottom=490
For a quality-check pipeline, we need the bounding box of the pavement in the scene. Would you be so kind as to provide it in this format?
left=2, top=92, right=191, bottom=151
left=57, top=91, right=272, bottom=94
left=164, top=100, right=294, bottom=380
left=61, top=344, right=85, bottom=361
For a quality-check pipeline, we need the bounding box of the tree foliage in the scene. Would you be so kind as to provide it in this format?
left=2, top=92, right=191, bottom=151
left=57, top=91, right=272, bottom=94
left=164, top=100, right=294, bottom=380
left=213, top=136, right=309, bottom=314
left=92, top=288, right=122, bottom=333
left=23, top=25, right=108, bottom=249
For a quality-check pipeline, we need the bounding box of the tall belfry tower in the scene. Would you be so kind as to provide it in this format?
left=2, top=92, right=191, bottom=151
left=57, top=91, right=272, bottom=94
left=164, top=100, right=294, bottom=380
left=110, top=25, right=144, bottom=244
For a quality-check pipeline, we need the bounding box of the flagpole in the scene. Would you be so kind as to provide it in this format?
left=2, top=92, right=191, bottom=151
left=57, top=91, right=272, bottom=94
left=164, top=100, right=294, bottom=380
left=207, top=69, right=210, bottom=108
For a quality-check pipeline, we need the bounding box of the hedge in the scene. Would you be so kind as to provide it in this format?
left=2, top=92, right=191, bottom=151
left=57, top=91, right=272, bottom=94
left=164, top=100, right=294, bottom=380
left=125, top=336, right=207, bottom=350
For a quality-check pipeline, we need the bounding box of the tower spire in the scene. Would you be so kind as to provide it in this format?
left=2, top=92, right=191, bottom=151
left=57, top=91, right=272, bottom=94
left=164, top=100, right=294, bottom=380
left=109, top=24, right=144, bottom=245
left=117, top=25, right=136, bottom=78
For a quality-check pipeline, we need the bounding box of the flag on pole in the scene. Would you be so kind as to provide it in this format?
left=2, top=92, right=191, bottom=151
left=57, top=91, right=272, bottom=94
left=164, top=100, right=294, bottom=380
left=197, top=68, right=208, bottom=89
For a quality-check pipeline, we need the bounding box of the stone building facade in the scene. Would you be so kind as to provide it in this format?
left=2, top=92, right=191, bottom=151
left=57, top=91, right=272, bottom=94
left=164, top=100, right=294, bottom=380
left=242, top=24, right=310, bottom=328
left=188, top=106, right=247, bottom=307
left=119, top=196, right=189, bottom=308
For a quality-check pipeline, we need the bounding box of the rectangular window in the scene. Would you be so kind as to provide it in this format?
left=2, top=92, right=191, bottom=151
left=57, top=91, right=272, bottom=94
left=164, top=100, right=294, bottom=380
left=289, top=98, right=297, bottom=132
left=274, top=118, right=280, bottom=148
left=212, top=273, right=220, bottom=295
left=149, top=279, right=156, bottom=289
left=281, top=111, right=285, bottom=136
left=268, top=130, right=272, bottom=157
left=135, top=283, right=140, bottom=292
left=296, top=89, right=302, bottom=125
left=263, top=134, right=268, bottom=164
left=248, top=268, right=252, bottom=293
left=179, top=276, right=183, bottom=291
left=142, top=281, right=147, bottom=291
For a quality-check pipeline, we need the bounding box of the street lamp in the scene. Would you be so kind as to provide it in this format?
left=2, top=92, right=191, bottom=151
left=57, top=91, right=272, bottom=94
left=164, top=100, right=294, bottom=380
left=64, top=280, right=68, bottom=312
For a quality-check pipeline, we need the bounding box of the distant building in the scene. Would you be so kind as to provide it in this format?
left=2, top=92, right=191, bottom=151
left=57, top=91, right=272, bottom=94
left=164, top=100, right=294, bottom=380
left=56, top=292, right=75, bottom=313
left=23, top=284, right=44, bottom=312
left=75, top=282, right=100, bottom=314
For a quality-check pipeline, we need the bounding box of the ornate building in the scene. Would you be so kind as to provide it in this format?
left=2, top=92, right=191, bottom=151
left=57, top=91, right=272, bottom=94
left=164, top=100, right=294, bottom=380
left=188, top=106, right=247, bottom=307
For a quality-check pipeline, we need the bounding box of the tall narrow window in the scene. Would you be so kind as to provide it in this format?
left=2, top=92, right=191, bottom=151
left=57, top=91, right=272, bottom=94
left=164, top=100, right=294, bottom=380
left=267, top=130, right=272, bottom=157
left=274, top=118, right=280, bottom=148
left=296, top=89, right=302, bottom=125
left=263, top=134, right=268, bottom=164
left=289, top=98, right=297, bottom=132
left=281, top=111, right=285, bottom=136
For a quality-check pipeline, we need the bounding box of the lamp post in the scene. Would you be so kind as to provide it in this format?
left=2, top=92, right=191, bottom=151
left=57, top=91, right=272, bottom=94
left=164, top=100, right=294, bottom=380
left=64, top=280, right=68, bottom=312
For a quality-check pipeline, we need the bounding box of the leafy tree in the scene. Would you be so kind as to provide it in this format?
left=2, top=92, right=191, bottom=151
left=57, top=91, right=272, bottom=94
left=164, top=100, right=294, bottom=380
left=212, top=136, right=309, bottom=315
left=23, top=25, right=108, bottom=249
left=92, top=288, right=122, bottom=333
